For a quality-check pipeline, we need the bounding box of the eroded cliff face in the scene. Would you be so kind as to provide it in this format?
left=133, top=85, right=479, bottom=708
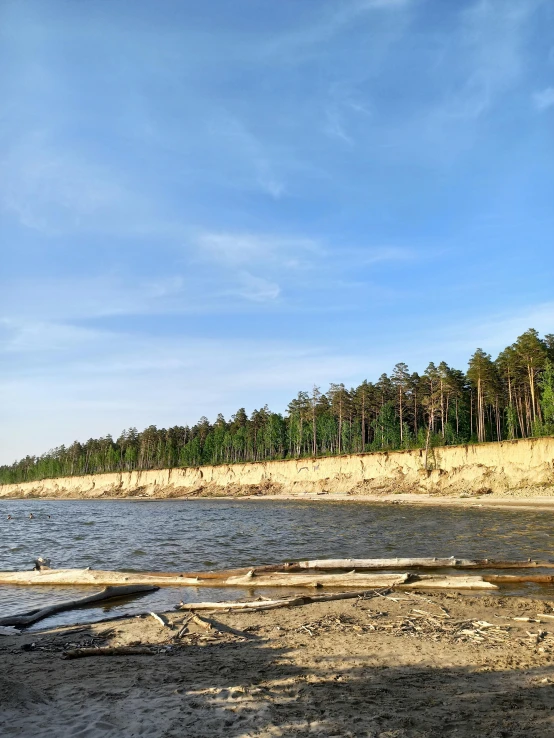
left=1, top=437, right=553, bottom=500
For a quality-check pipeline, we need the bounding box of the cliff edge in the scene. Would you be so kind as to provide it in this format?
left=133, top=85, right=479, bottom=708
left=1, top=437, right=554, bottom=500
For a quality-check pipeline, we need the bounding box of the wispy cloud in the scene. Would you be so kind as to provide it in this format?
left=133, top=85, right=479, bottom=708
left=432, top=0, right=544, bottom=123
left=0, top=323, right=381, bottom=461
left=0, top=132, right=180, bottom=238
left=196, top=232, right=320, bottom=267
left=533, top=87, right=554, bottom=111
left=266, top=0, right=413, bottom=59
left=233, top=272, right=281, bottom=302
left=210, top=116, right=285, bottom=198
left=194, top=231, right=322, bottom=303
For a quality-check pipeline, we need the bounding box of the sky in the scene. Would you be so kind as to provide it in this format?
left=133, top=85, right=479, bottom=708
left=1, top=0, right=553, bottom=464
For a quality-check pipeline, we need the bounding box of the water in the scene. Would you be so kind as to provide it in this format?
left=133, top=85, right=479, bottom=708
left=2, top=498, right=554, bottom=629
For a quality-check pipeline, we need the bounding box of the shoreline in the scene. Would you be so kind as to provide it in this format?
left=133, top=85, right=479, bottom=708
left=5, top=491, right=554, bottom=510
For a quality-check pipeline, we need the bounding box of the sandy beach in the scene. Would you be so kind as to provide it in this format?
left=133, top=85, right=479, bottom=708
left=3, top=589, right=554, bottom=737
left=239, top=490, right=554, bottom=512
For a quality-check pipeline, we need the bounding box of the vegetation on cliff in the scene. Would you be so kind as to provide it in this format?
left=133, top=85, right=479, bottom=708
left=2, top=329, right=554, bottom=485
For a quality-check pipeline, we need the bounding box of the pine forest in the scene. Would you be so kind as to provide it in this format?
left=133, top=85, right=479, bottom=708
left=2, top=328, right=554, bottom=485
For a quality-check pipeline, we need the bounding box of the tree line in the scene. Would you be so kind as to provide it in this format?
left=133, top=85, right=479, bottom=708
left=2, top=328, right=554, bottom=485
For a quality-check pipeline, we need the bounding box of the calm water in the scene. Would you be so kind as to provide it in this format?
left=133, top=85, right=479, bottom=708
left=1, top=499, right=554, bottom=629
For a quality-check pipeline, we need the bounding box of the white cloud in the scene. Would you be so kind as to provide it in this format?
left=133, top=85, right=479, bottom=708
left=2, top=298, right=553, bottom=463
left=211, top=116, right=285, bottom=198
left=267, top=0, right=413, bottom=58
left=234, top=271, right=281, bottom=302
left=0, top=274, right=189, bottom=324
left=0, top=324, right=380, bottom=462
left=533, top=87, right=554, bottom=111
left=416, top=0, right=546, bottom=142
left=196, top=231, right=319, bottom=266
left=0, top=134, right=124, bottom=233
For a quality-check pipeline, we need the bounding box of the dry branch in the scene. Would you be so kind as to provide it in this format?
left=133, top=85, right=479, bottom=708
left=178, top=590, right=391, bottom=613
left=63, top=646, right=156, bottom=659
left=0, top=585, right=159, bottom=628
left=191, top=614, right=213, bottom=630
left=149, top=612, right=170, bottom=627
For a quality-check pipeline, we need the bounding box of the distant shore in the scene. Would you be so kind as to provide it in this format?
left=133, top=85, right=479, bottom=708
left=4, top=490, right=554, bottom=512
left=2, top=436, right=554, bottom=505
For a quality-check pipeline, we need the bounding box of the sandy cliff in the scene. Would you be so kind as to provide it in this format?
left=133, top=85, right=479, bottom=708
left=1, top=437, right=554, bottom=500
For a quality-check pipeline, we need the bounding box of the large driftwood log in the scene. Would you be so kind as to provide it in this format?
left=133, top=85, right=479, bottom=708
left=0, top=569, right=207, bottom=586
left=3, top=555, right=554, bottom=588
left=0, top=585, right=158, bottom=628
left=399, top=575, right=496, bottom=590
left=297, top=558, right=554, bottom=570
left=483, top=574, right=554, bottom=584
left=177, top=576, right=497, bottom=613
left=0, top=568, right=497, bottom=589
left=223, top=571, right=413, bottom=588
left=0, top=569, right=410, bottom=588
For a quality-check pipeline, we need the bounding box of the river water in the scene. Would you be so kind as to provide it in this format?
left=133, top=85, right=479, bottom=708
left=1, top=499, right=554, bottom=629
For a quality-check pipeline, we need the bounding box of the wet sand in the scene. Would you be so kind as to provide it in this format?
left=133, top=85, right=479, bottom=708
left=238, top=490, right=554, bottom=511
left=3, top=590, right=554, bottom=736
left=21, top=489, right=554, bottom=511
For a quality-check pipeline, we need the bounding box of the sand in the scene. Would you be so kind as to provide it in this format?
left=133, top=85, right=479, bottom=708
left=3, top=590, right=554, bottom=736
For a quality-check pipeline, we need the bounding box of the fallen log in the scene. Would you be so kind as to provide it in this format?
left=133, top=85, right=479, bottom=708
left=4, top=555, right=554, bottom=587
left=0, top=568, right=497, bottom=590
left=297, top=558, right=554, bottom=570
left=63, top=646, right=155, bottom=659
left=177, top=575, right=496, bottom=612
left=179, top=589, right=388, bottom=612
left=222, top=571, right=412, bottom=588
left=0, top=569, right=208, bottom=586
left=399, top=576, right=496, bottom=590
left=483, top=574, right=554, bottom=585
left=0, top=569, right=410, bottom=588
left=0, top=585, right=158, bottom=628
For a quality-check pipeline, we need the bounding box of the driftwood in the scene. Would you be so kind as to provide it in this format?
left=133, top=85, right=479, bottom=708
left=0, top=567, right=498, bottom=590
left=149, top=612, right=170, bottom=627
left=191, top=614, right=213, bottom=629
left=179, top=590, right=391, bottom=613
left=0, top=585, right=158, bottom=628
left=177, top=576, right=495, bottom=613
left=0, top=569, right=207, bottom=586
left=5, top=554, right=554, bottom=589
left=63, top=646, right=155, bottom=659
left=0, top=569, right=410, bottom=588
left=297, top=558, right=554, bottom=570
left=483, top=574, right=554, bottom=585
left=221, top=571, right=413, bottom=588
left=399, top=575, right=496, bottom=590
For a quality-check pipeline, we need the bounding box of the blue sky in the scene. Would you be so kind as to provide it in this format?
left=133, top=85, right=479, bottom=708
left=1, top=0, right=553, bottom=463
